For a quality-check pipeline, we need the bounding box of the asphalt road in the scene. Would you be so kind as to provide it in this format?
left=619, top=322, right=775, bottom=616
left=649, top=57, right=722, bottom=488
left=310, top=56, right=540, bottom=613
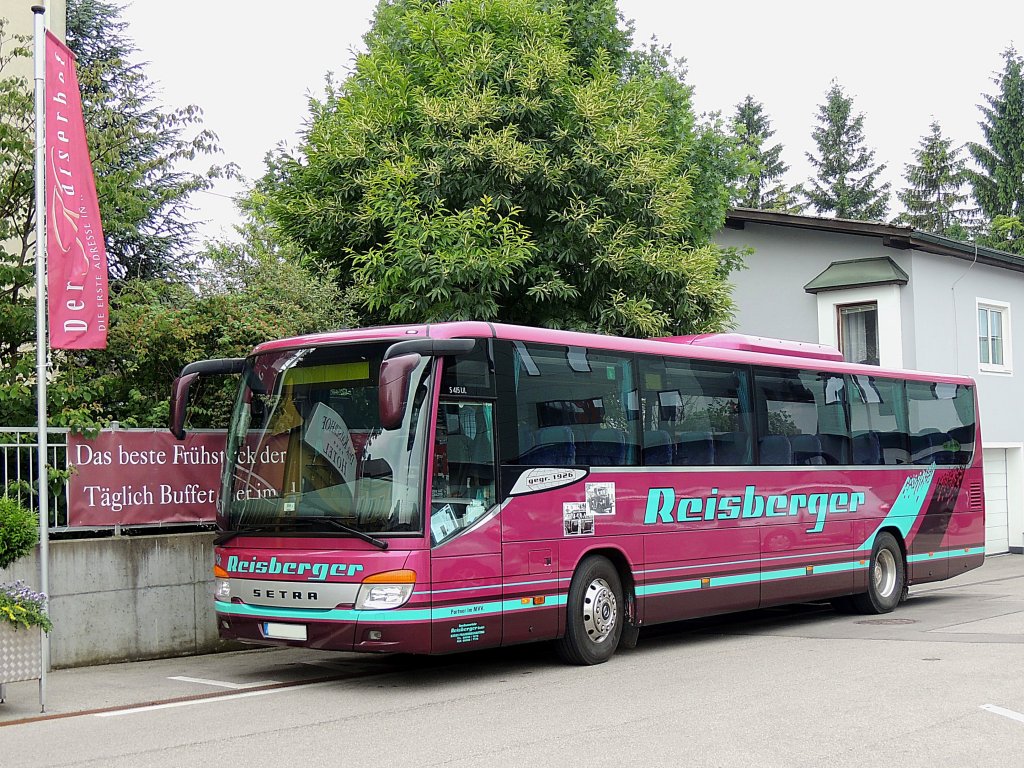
left=2, top=555, right=1022, bottom=768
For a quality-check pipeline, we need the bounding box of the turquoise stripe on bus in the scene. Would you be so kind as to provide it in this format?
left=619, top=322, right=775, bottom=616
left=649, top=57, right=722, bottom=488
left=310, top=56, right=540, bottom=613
left=215, top=601, right=433, bottom=622
left=217, top=546, right=982, bottom=623
left=907, top=546, right=985, bottom=563
left=638, top=545, right=979, bottom=600
left=216, top=593, right=570, bottom=623
left=860, top=465, right=935, bottom=548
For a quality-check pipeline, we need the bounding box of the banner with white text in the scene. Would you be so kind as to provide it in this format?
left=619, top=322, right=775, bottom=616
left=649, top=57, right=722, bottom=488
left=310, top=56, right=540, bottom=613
left=68, top=431, right=226, bottom=527
left=45, top=30, right=109, bottom=349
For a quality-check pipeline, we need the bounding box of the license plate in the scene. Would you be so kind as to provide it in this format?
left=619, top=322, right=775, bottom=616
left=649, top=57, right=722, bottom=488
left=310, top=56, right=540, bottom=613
left=262, top=622, right=307, bottom=641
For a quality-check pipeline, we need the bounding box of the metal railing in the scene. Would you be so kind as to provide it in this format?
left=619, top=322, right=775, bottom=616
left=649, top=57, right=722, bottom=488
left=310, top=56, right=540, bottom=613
left=1, top=427, right=70, bottom=531
left=2, top=426, right=218, bottom=535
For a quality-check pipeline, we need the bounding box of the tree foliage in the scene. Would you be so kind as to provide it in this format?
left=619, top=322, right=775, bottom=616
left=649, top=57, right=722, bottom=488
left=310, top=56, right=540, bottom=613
left=729, top=95, right=794, bottom=210
left=0, top=20, right=34, bottom=375
left=967, top=47, right=1024, bottom=254
left=0, top=496, right=37, bottom=570
left=0, top=5, right=345, bottom=432
left=66, top=0, right=232, bottom=281
left=1, top=227, right=353, bottom=430
left=895, top=121, right=971, bottom=236
left=254, top=0, right=745, bottom=338
left=804, top=82, right=890, bottom=220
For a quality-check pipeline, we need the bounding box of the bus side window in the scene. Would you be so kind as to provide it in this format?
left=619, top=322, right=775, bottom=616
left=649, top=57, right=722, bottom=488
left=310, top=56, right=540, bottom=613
left=847, top=376, right=909, bottom=465
left=502, top=342, right=639, bottom=467
left=906, top=381, right=976, bottom=465
left=753, top=368, right=850, bottom=466
left=637, top=356, right=753, bottom=466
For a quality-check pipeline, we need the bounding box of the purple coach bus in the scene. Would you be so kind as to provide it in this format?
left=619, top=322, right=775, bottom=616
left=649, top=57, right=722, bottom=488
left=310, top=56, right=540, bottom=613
left=171, top=322, right=985, bottom=665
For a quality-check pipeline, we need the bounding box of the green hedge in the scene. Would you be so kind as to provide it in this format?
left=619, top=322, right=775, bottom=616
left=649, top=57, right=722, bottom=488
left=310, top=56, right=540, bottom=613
left=0, top=496, right=38, bottom=570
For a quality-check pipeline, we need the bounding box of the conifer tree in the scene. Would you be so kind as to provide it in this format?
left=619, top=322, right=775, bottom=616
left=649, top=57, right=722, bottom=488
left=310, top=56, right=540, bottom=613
left=966, top=47, right=1024, bottom=254
left=896, top=121, right=970, bottom=236
left=804, top=82, right=889, bottom=220
left=730, top=96, right=792, bottom=210
left=67, top=0, right=230, bottom=280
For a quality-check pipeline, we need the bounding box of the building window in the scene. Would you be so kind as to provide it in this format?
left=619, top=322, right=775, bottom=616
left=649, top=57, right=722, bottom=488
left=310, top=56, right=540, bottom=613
left=978, top=300, right=1011, bottom=373
left=838, top=303, right=879, bottom=366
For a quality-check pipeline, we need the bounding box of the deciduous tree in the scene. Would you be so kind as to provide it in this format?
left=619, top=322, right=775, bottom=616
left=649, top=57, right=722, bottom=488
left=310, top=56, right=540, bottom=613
left=0, top=20, right=34, bottom=376
left=254, top=0, right=745, bottom=338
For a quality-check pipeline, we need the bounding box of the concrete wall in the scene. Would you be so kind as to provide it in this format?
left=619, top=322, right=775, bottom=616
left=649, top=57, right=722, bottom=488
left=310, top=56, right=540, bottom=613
left=0, top=532, right=230, bottom=669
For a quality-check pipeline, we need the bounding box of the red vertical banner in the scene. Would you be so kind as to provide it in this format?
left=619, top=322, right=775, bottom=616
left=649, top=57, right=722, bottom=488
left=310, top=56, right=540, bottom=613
left=44, top=30, right=109, bottom=350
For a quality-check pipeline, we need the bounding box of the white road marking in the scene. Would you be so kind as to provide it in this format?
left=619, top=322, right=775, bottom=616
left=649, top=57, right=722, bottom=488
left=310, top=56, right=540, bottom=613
left=981, top=704, right=1024, bottom=725
left=168, top=676, right=279, bottom=690
left=96, top=680, right=333, bottom=717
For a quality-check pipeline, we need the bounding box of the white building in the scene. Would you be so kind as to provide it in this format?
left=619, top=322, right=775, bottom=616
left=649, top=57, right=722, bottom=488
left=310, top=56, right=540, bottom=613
left=717, top=208, right=1023, bottom=555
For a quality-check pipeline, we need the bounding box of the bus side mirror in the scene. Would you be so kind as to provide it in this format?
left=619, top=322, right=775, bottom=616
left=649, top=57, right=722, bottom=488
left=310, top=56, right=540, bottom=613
left=169, top=357, right=246, bottom=439
left=170, top=372, right=200, bottom=440
left=379, top=353, right=423, bottom=430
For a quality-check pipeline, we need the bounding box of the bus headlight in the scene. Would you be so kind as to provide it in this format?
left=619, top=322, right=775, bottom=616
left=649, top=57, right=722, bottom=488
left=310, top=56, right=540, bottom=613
left=214, top=564, right=231, bottom=601
left=215, top=579, right=231, bottom=601
left=355, top=569, right=416, bottom=610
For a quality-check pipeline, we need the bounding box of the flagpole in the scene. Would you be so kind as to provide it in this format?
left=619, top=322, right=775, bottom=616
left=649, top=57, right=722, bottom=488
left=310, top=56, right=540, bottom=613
left=31, top=3, right=50, bottom=714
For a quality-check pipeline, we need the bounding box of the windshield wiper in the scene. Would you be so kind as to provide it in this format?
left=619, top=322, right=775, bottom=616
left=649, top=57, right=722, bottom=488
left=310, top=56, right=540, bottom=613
left=215, top=517, right=389, bottom=550
left=296, top=516, right=389, bottom=550
left=214, top=526, right=274, bottom=546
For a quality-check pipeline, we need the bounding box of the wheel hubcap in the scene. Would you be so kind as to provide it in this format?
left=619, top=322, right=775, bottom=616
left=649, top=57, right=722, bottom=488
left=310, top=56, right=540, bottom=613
left=582, top=577, right=617, bottom=643
left=873, top=548, right=897, bottom=599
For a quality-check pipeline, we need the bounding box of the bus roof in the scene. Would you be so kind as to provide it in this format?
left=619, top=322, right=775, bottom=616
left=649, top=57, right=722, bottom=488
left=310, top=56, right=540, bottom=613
left=251, top=321, right=976, bottom=386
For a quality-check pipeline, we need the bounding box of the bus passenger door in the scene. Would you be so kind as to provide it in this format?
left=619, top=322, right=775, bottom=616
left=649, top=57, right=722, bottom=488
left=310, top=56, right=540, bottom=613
left=429, top=401, right=504, bottom=653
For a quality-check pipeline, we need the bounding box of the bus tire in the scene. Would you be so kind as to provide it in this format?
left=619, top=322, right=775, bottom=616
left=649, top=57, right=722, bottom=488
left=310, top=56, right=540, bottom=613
left=557, top=556, right=623, bottom=665
left=851, top=533, right=905, bottom=614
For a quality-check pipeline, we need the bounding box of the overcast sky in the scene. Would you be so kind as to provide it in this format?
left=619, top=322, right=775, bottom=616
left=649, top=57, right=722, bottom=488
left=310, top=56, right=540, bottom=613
left=119, top=0, right=1022, bottom=242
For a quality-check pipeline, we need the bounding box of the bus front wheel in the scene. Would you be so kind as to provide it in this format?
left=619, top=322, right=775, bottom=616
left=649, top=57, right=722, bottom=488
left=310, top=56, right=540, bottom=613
left=557, top=556, right=623, bottom=665
left=851, top=532, right=905, bottom=614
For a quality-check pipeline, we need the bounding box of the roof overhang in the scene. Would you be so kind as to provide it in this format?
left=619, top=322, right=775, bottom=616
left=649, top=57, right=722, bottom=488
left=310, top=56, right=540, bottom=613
left=725, top=208, right=1024, bottom=273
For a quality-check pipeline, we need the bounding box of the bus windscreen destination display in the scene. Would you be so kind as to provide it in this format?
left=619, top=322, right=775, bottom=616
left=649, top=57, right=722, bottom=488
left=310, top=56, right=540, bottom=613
left=170, top=322, right=985, bottom=666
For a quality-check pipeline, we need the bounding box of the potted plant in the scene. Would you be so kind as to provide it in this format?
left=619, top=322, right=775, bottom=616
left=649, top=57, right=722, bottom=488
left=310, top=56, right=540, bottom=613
left=0, top=496, right=50, bottom=701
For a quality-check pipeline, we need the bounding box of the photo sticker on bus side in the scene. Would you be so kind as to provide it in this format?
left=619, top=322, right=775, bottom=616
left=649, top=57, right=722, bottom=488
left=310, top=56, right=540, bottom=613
left=563, top=502, right=594, bottom=536
left=586, top=482, right=615, bottom=515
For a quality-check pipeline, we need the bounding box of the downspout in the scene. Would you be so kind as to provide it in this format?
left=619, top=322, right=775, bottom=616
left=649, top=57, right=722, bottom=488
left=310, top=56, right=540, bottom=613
left=949, top=238, right=980, bottom=374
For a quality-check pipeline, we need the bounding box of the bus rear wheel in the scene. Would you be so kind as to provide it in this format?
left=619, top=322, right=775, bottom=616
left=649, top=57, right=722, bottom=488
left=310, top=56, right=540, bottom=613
left=557, top=555, right=623, bottom=665
left=850, top=532, right=905, bottom=614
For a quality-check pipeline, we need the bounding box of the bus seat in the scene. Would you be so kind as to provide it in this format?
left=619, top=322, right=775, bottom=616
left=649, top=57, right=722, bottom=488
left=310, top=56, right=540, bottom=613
left=579, top=427, right=627, bottom=466
left=643, top=430, right=675, bottom=465
left=947, top=424, right=973, bottom=463
left=918, top=431, right=956, bottom=465
left=520, top=426, right=575, bottom=466
left=852, top=431, right=881, bottom=465
left=817, top=433, right=848, bottom=465
left=791, top=433, right=826, bottom=465
left=714, top=432, right=750, bottom=465
left=676, top=431, right=715, bottom=465
left=759, top=435, right=792, bottom=465
left=911, top=430, right=941, bottom=464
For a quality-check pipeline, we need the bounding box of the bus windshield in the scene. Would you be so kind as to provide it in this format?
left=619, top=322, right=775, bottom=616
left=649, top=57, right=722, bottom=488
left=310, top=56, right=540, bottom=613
left=220, top=342, right=432, bottom=536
